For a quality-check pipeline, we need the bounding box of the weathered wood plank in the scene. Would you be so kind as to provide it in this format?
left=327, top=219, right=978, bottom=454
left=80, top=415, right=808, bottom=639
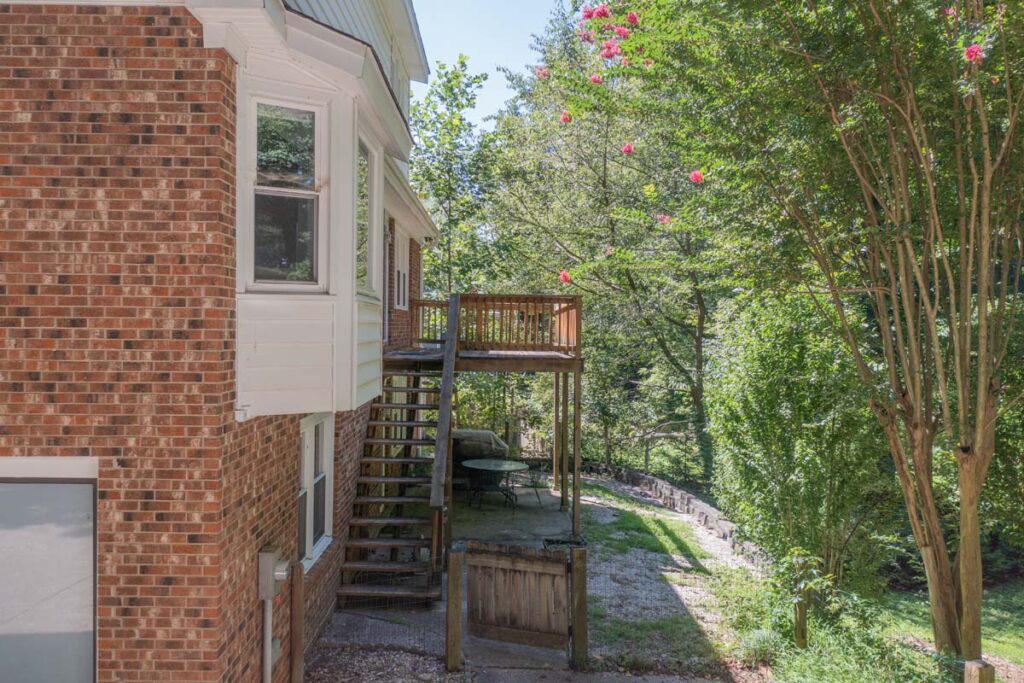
left=446, top=551, right=463, bottom=672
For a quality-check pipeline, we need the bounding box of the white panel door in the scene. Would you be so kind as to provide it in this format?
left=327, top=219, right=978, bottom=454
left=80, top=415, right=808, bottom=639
left=0, top=482, right=95, bottom=683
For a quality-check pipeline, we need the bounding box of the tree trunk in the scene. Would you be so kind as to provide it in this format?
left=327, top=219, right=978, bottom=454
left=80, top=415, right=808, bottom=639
left=603, top=422, right=612, bottom=468
left=958, top=454, right=986, bottom=661
left=691, top=392, right=713, bottom=484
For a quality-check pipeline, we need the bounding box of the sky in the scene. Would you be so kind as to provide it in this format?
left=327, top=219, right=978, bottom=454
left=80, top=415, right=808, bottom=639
left=410, top=0, right=562, bottom=130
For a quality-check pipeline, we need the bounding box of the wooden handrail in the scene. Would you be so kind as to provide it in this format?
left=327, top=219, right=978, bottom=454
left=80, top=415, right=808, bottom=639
left=430, top=294, right=460, bottom=508
left=413, top=294, right=581, bottom=357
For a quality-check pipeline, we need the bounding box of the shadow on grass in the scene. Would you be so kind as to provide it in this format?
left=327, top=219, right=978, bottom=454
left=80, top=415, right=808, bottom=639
left=589, top=596, right=728, bottom=678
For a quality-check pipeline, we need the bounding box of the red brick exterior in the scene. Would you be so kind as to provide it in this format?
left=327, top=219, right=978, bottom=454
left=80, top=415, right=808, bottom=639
left=0, top=4, right=384, bottom=681
left=384, top=217, right=423, bottom=351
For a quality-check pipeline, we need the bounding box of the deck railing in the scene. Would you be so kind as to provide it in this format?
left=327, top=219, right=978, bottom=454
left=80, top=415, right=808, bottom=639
left=412, top=294, right=582, bottom=357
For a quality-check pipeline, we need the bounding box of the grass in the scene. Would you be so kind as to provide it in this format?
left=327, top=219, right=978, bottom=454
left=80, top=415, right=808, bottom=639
left=588, top=597, right=725, bottom=676
left=581, top=483, right=710, bottom=568
left=880, top=580, right=1024, bottom=665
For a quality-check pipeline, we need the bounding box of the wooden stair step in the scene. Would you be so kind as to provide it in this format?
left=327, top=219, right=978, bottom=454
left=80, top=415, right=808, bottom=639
left=350, top=517, right=429, bottom=527
left=337, top=584, right=440, bottom=600
left=341, top=560, right=431, bottom=574
left=358, top=476, right=431, bottom=485
left=383, top=371, right=442, bottom=377
left=361, top=456, right=434, bottom=465
left=373, top=403, right=439, bottom=410
left=365, top=438, right=435, bottom=446
left=385, top=386, right=440, bottom=394
left=347, top=537, right=431, bottom=549
left=354, top=495, right=430, bottom=505
left=368, top=420, right=437, bottom=428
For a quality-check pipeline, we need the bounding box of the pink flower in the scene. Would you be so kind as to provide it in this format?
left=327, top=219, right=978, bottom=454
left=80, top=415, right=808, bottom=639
left=943, top=6, right=957, bottom=17
left=535, top=66, right=550, bottom=79
left=590, top=73, right=604, bottom=84
left=655, top=214, right=672, bottom=224
left=582, top=5, right=594, bottom=19
left=627, top=11, right=640, bottom=26
left=613, top=25, right=630, bottom=39
left=593, top=3, right=611, bottom=18
left=559, top=270, right=572, bottom=284
left=578, top=30, right=595, bottom=43
left=560, top=110, right=573, bottom=123
left=599, top=40, right=622, bottom=59
left=621, top=143, right=634, bottom=154
left=621, top=58, right=630, bottom=66
left=964, top=43, right=984, bottom=65
left=643, top=59, right=654, bottom=68
left=689, top=169, right=704, bottom=184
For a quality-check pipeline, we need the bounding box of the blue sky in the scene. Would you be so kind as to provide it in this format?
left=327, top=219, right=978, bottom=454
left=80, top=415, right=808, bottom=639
left=411, top=0, right=563, bottom=129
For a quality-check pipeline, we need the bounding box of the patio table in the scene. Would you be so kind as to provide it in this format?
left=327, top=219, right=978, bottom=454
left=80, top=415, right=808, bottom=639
left=462, top=459, right=529, bottom=511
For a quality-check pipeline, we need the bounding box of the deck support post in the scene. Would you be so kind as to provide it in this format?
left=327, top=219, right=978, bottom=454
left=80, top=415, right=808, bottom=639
left=552, top=373, right=560, bottom=492
left=560, top=371, right=569, bottom=511
left=569, top=545, right=588, bottom=669
left=446, top=550, right=464, bottom=672
left=572, top=370, right=582, bottom=540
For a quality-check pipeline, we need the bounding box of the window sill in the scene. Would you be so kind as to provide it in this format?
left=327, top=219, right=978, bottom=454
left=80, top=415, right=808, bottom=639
left=302, top=535, right=333, bottom=573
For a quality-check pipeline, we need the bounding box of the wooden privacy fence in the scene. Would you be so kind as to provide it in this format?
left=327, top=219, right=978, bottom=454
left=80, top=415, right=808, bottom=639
left=446, top=541, right=587, bottom=671
left=412, top=295, right=582, bottom=357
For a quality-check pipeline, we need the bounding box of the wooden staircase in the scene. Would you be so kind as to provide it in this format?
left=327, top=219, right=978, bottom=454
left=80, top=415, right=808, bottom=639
left=338, top=363, right=445, bottom=605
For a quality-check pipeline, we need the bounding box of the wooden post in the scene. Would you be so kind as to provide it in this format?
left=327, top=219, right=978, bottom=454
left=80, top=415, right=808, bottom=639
left=446, top=550, right=464, bottom=672
left=290, top=561, right=304, bottom=683
left=570, top=545, right=588, bottom=669
left=572, top=370, right=582, bottom=540
left=561, top=372, right=569, bottom=510
left=965, top=660, right=995, bottom=683
left=793, top=598, right=807, bottom=649
left=552, top=373, right=560, bottom=491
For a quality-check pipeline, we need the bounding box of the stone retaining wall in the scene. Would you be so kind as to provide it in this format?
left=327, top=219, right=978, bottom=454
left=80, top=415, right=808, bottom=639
left=610, top=468, right=767, bottom=569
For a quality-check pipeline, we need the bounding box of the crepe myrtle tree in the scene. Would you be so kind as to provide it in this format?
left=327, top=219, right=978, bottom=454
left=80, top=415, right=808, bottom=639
left=627, top=0, right=1024, bottom=661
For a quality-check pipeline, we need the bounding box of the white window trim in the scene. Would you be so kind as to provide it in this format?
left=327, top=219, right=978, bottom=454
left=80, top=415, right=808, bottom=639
left=355, top=128, right=384, bottom=300
left=395, top=227, right=409, bottom=311
left=299, top=412, right=334, bottom=570
left=238, top=82, right=331, bottom=294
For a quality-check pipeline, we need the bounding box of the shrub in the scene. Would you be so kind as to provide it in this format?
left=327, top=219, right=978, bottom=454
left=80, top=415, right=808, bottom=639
left=735, top=628, right=785, bottom=667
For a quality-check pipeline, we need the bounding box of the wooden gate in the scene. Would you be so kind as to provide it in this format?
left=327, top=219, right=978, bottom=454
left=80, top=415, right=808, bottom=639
left=463, top=541, right=586, bottom=655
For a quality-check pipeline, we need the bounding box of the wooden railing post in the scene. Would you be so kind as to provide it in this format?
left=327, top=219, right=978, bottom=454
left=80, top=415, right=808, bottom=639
left=431, top=295, right=461, bottom=574
left=446, top=550, right=464, bottom=672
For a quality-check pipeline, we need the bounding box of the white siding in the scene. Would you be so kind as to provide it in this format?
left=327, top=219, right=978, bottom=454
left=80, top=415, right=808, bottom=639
left=355, top=299, right=383, bottom=405
left=285, top=0, right=412, bottom=116
left=237, top=296, right=336, bottom=417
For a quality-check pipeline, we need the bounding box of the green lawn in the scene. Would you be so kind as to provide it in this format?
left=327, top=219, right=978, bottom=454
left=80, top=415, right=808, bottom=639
left=881, top=581, right=1024, bottom=665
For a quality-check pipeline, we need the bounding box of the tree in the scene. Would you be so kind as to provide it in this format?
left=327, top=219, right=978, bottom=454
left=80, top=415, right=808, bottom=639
left=708, top=296, right=895, bottom=589
left=627, top=0, right=1024, bottom=659
left=410, top=55, right=491, bottom=296
left=486, top=8, right=725, bottom=481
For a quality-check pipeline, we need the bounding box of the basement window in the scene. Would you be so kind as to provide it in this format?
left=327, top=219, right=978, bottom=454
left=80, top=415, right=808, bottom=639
left=298, top=413, right=334, bottom=568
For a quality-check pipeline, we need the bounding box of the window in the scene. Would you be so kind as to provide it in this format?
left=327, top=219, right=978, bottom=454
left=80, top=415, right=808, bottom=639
left=298, top=413, right=333, bottom=567
left=356, top=142, right=372, bottom=292
left=253, top=102, right=322, bottom=285
left=394, top=229, right=409, bottom=310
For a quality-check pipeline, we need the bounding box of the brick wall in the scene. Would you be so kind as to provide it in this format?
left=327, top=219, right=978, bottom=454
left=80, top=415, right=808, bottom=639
left=0, top=5, right=237, bottom=681
left=216, top=404, right=367, bottom=682
left=384, top=217, right=424, bottom=351
left=0, top=4, right=375, bottom=681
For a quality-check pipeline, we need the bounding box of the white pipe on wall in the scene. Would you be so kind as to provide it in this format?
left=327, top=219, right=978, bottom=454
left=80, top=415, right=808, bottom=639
left=263, top=598, right=273, bottom=683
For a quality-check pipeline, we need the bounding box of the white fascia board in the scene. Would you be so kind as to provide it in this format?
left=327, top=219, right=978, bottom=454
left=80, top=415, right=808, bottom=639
left=383, top=158, right=437, bottom=242
left=381, top=0, right=430, bottom=83
left=282, top=11, right=414, bottom=160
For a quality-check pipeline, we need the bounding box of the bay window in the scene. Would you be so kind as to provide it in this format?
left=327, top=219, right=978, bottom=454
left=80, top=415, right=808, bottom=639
left=250, top=100, right=326, bottom=289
